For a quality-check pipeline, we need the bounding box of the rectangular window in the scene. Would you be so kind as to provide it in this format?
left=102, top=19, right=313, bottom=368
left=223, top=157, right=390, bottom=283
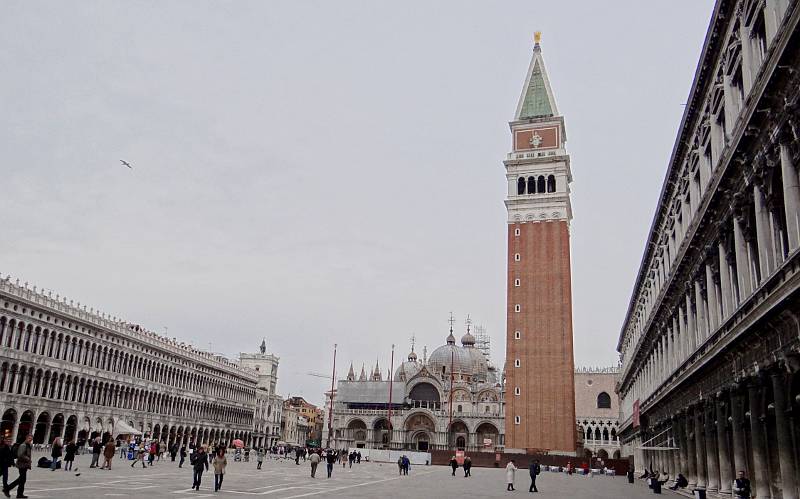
left=514, top=416, right=521, bottom=425
left=514, top=387, right=521, bottom=395
left=514, top=278, right=521, bottom=287
left=514, top=304, right=521, bottom=312
left=514, top=359, right=521, bottom=368
left=514, top=253, right=521, bottom=262
left=514, top=331, right=521, bottom=340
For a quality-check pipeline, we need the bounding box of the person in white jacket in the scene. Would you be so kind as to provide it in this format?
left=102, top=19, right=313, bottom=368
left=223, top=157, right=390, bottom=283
left=506, top=460, right=517, bottom=491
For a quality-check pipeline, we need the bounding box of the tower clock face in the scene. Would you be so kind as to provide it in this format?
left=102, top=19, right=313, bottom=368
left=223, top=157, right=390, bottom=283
left=514, top=126, right=559, bottom=151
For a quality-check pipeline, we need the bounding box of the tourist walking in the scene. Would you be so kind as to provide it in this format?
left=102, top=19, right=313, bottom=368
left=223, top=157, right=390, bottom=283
left=89, top=437, right=102, bottom=468
left=325, top=449, right=336, bottom=478
left=449, top=456, right=458, bottom=476
left=191, top=446, right=208, bottom=490
left=212, top=448, right=227, bottom=492
left=4, top=433, right=32, bottom=498
left=50, top=437, right=63, bottom=471
left=505, top=460, right=517, bottom=491
left=131, top=446, right=146, bottom=468
left=309, top=451, right=320, bottom=478
left=0, top=438, right=13, bottom=490
left=463, top=456, right=472, bottom=477
left=528, top=460, right=540, bottom=492
left=397, top=456, right=403, bottom=475
left=256, top=448, right=264, bottom=470
left=148, top=441, right=157, bottom=466
left=63, top=440, right=77, bottom=472
left=179, top=446, right=187, bottom=468
left=401, top=455, right=410, bottom=475
left=102, top=440, right=115, bottom=470
left=733, top=471, right=751, bottom=499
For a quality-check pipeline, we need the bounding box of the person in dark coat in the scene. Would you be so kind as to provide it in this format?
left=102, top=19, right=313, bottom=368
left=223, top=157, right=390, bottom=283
left=63, top=440, right=78, bottom=471
left=191, top=446, right=208, bottom=490
left=733, top=470, right=751, bottom=498
left=463, top=456, right=472, bottom=477
left=325, top=450, right=336, bottom=478
left=50, top=437, right=63, bottom=471
left=0, top=438, right=13, bottom=490
left=89, top=437, right=102, bottom=468
left=5, top=434, right=32, bottom=498
left=449, top=456, right=458, bottom=476
left=528, top=460, right=540, bottom=492
left=179, top=447, right=187, bottom=468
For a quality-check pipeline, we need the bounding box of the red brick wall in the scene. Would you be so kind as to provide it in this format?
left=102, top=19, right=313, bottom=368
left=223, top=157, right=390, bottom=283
left=504, top=220, right=576, bottom=453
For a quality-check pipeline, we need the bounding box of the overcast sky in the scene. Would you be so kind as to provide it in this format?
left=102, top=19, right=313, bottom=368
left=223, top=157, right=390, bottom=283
left=1, top=1, right=714, bottom=406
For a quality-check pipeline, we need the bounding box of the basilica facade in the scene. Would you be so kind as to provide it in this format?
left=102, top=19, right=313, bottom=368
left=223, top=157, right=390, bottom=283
left=330, top=326, right=504, bottom=452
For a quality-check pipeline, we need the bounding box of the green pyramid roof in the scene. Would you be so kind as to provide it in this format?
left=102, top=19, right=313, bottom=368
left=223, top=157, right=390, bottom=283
left=519, top=60, right=553, bottom=119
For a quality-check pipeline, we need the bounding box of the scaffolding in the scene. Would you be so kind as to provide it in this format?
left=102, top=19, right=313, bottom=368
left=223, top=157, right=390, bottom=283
left=473, top=324, right=492, bottom=361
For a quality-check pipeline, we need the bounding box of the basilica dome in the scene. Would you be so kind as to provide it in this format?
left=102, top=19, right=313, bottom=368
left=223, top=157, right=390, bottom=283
left=394, top=349, right=421, bottom=381
left=427, top=332, right=473, bottom=379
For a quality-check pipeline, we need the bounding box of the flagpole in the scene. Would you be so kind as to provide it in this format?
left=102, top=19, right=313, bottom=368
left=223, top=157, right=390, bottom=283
left=387, top=344, right=395, bottom=448
left=326, top=343, right=337, bottom=448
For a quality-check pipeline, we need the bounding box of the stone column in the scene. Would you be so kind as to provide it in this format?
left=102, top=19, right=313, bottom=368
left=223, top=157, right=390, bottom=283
left=718, top=241, right=734, bottom=315
left=716, top=396, right=733, bottom=494
left=771, top=372, right=798, bottom=499
left=687, top=411, right=698, bottom=488
left=695, top=280, right=707, bottom=342
left=748, top=382, right=771, bottom=499
left=733, top=215, right=752, bottom=298
left=694, top=409, right=707, bottom=489
left=753, top=182, right=775, bottom=277
left=705, top=263, right=720, bottom=331
left=686, top=293, right=697, bottom=353
left=781, top=141, right=800, bottom=251
left=704, top=403, right=720, bottom=492
left=731, top=390, right=747, bottom=477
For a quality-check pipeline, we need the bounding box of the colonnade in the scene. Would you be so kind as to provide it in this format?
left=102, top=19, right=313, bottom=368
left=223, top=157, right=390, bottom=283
left=638, top=369, right=799, bottom=498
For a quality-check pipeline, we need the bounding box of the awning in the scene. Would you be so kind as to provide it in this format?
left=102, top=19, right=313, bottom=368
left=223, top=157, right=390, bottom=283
left=114, top=420, right=142, bottom=436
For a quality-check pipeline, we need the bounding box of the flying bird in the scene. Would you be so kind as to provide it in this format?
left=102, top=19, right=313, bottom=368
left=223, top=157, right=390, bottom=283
left=120, top=160, right=132, bottom=169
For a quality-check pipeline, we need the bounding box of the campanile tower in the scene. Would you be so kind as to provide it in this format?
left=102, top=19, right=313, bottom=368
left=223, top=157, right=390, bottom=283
left=503, top=33, right=576, bottom=454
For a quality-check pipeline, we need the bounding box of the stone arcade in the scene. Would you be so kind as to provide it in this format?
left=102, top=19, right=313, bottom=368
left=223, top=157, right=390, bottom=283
left=0, top=277, right=258, bottom=448
left=617, top=1, right=800, bottom=497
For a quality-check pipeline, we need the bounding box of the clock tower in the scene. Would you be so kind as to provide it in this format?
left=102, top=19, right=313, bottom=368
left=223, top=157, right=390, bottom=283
left=503, top=34, right=576, bottom=454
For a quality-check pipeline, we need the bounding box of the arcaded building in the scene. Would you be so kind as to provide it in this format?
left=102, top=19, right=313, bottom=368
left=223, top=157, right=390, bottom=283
left=503, top=33, right=576, bottom=455
left=617, top=1, right=800, bottom=497
left=574, top=367, right=621, bottom=461
left=0, top=276, right=258, bottom=447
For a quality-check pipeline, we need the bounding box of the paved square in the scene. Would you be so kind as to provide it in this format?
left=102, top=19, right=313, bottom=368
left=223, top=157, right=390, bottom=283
left=14, top=452, right=676, bottom=498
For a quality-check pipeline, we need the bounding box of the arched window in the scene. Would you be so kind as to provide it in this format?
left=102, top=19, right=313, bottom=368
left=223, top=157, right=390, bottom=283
left=517, top=177, right=525, bottom=195
left=537, top=176, right=546, bottom=193
left=594, top=427, right=601, bottom=441
left=547, top=175, right=556, bottom=193
left=527, top=176, right=536, bottom=194
left=597, top=392, right=611, bottom=409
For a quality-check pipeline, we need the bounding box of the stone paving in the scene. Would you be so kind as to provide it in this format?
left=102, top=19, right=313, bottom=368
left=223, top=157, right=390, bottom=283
left=9, top=452, right=678, bottom=498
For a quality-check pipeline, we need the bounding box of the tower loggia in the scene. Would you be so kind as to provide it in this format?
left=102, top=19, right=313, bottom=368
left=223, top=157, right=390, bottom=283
left=503, top=33, right=576, bottom=454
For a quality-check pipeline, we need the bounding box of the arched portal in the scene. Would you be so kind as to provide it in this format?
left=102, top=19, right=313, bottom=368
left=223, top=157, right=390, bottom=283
left=64, top=415, right=78, bottom=442
left=17, top=411, right=33, bottom=444
left=449, top=421, right=468, bottom=450
left=49, top=413, right=65, bottom=443
left=1, top=409, right=17, bottom=441
left=475, top=422, right=499, bottom=451
left=405, top=413, right=435, bottom=452
left=33, top=412, right=50, bottom=444
left=373, top=418, right=391, bottom=448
